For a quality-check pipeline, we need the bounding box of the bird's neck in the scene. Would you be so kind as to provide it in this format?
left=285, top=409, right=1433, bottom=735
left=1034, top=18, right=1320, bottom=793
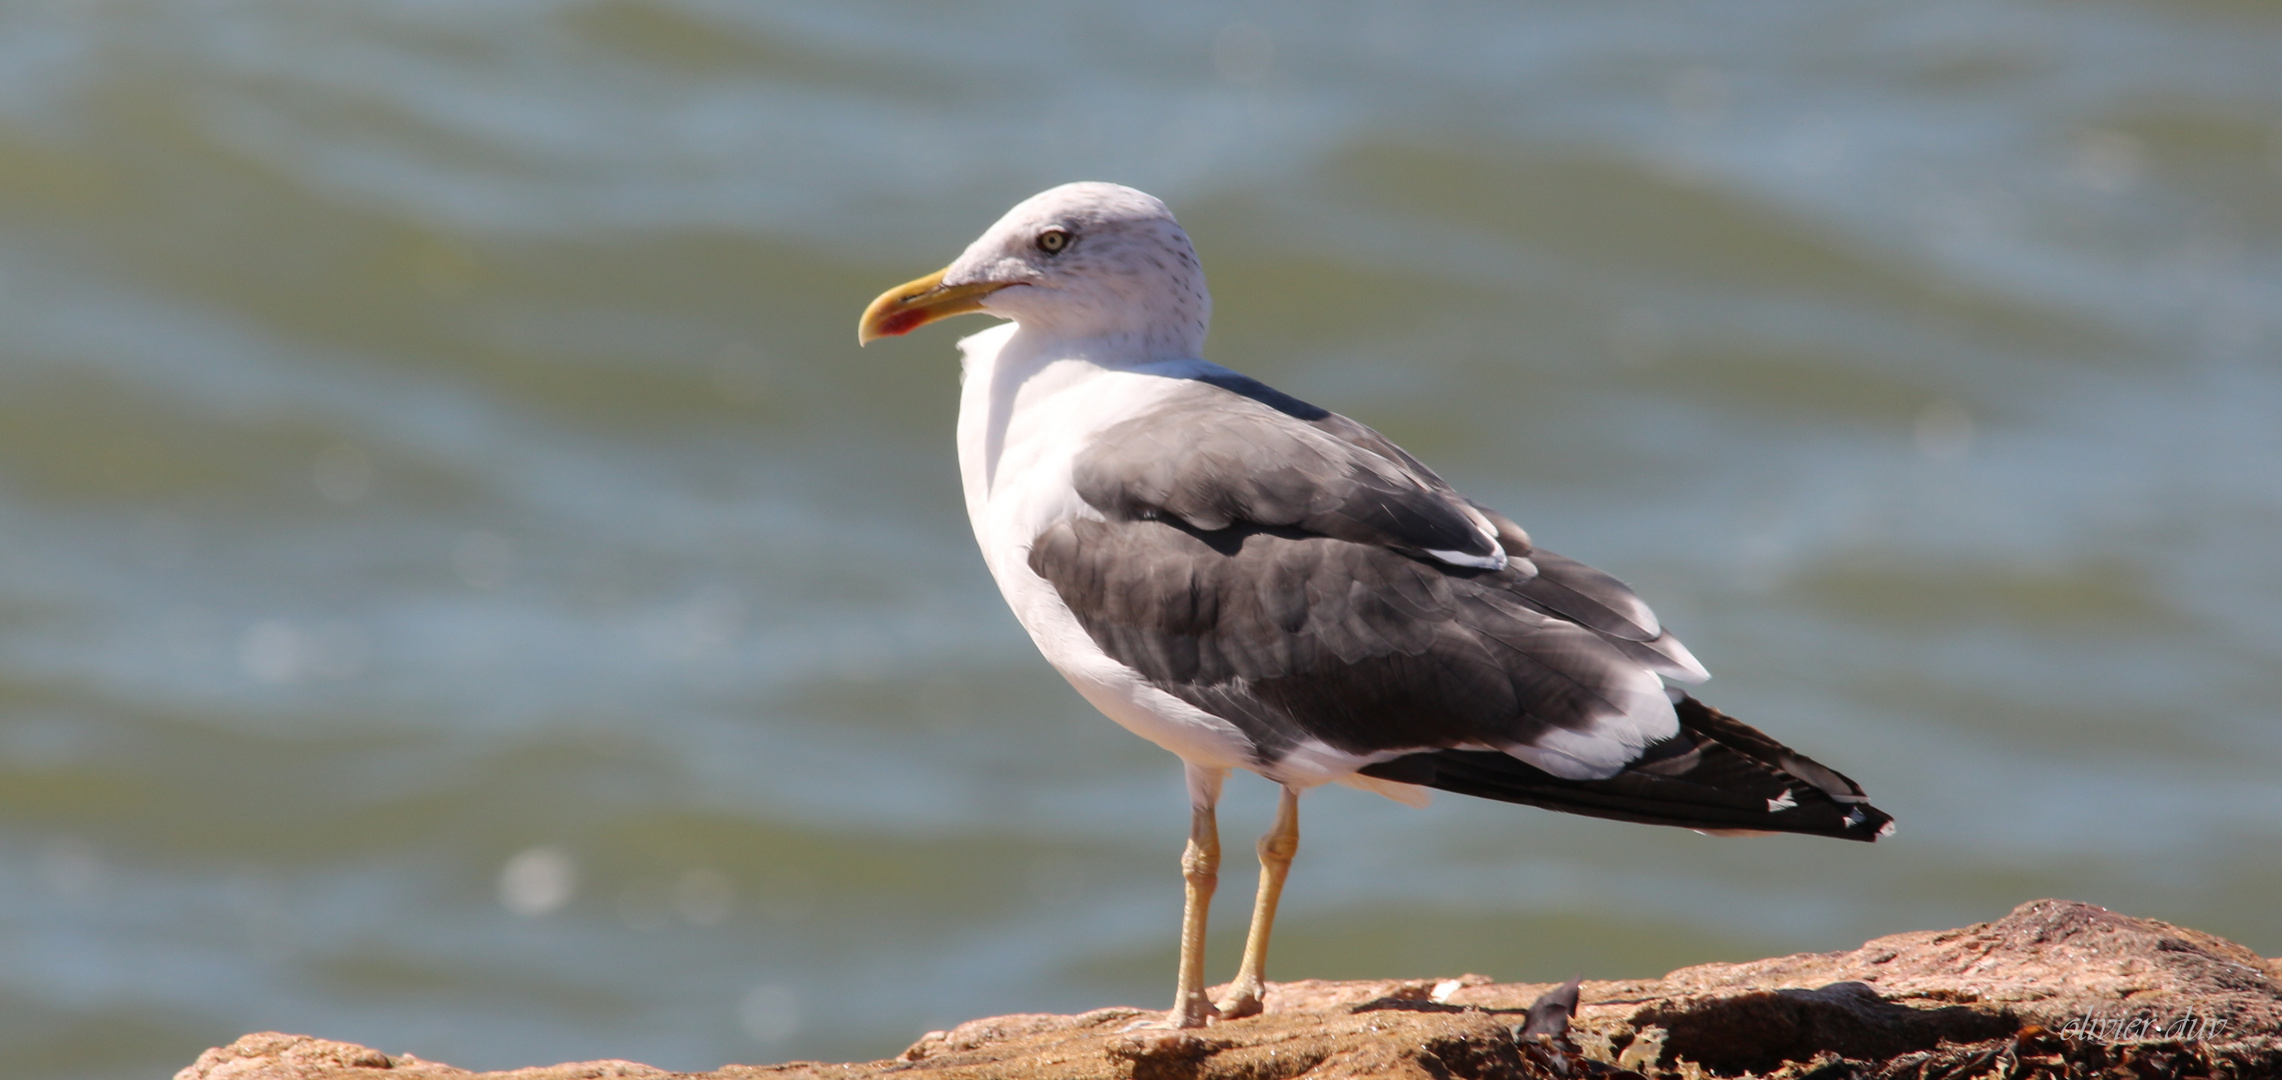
left=1000, top=328, right=1201, bottom=371
left=953, top=321, right=1206, bottom=524
left=962, top=321, right=1204, bottom=387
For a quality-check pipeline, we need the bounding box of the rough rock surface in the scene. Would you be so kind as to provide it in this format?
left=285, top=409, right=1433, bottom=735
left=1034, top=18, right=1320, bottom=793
left=178, top=900, right=2282, bottom=1080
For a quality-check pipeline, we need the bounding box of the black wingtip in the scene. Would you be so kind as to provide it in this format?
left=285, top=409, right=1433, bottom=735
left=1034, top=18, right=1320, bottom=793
left=1358, top=696, right=1895, bottom=841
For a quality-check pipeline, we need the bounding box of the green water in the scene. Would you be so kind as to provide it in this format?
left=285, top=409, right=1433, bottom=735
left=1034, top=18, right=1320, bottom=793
left=2, top=2, right=2279, bottom=1077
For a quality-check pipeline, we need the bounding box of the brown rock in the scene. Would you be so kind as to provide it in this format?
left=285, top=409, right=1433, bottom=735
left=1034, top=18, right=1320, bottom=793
left=174, top=1032, right=674, bottom=1080
left=178, top=900, right=2282, bottom=1080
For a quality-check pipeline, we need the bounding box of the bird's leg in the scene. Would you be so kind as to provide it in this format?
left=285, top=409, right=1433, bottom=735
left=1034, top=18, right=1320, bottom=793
left=1170, top=764, right=1226, bottom=1029
left=1215, top=784, right=1299, bottom=1019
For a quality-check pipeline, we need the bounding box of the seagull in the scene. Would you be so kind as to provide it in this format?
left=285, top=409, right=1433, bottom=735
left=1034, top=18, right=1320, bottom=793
left=857, top=182, right=1892, bottom=1029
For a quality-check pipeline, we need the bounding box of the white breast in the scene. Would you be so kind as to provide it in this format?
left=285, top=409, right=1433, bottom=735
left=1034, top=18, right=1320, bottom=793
left=952, top=324, right=1257, bottom=772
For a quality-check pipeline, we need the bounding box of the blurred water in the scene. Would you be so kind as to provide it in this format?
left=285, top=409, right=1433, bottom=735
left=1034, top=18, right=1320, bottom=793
left=1, top=1, right=2279, bottom=1076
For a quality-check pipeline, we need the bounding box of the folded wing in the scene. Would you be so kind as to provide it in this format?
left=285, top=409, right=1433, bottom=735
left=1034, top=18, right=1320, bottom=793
left=1032, top=373, right=1705, bottom=781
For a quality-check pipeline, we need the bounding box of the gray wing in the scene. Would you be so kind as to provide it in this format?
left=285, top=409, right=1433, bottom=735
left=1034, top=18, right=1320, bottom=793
left=1176, top=372, right=1693, bottom=674
left=1074, top=374, right=1509, bottom=570
left=1029, top=514, right=1676, bottom=774
left=1470, top=501, right=1705, bottom=682
left=1033, top=372, right=1705, bottom=776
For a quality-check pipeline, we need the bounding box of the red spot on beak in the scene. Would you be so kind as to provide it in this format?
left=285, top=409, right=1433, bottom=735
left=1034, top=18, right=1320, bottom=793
left=877, top=309, right=928, bottom=338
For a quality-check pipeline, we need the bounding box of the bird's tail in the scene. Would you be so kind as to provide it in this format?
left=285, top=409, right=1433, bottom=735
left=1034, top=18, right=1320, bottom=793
left=1356, top=696, right=1894, bottom=841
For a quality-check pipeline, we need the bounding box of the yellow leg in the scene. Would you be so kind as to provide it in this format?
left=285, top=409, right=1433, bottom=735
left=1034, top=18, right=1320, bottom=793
left=1169, top=765, right=1225, bottom=1028
left=1216, top=784, right=1300, bottom=1019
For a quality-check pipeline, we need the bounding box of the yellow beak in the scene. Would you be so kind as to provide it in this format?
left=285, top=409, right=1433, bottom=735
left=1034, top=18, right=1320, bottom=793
left=856, top=268, right=1011, bottom=345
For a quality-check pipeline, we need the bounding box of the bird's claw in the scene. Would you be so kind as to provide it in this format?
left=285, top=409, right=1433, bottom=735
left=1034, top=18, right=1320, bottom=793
left=1119, top=1004, right=1218, bottom=1033
left=1214, top=982, right=1265, bottom=1020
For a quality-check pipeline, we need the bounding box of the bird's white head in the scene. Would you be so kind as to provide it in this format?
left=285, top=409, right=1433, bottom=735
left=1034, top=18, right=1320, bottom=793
left=858, top=182, right=1211, bottom=361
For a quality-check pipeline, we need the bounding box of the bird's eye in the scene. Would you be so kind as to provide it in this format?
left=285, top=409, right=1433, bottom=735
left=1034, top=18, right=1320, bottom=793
left=1036, top=229, right=1070, bottom=254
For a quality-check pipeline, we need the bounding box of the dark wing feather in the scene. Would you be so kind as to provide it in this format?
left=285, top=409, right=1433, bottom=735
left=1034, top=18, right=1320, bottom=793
left=1170, top=377, right=1688, bottom=677
left=1470, top=501, right=1705, bottom=681
left=1036, top=369, right=1888, bottom=840
left=1358, top=695, right=1894, bottom=841
left=1029, top=514, right=1672, bottom=769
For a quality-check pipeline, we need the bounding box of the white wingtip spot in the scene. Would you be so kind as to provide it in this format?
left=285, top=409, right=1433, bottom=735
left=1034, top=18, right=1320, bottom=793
left=1874, top=819, right=1897, bottom=840
left=1651, top=634, right=1711, bottom=684
left=1424, top=546, right=1507, bottom=571
left=1765, top=789, right=1798, bottom=813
